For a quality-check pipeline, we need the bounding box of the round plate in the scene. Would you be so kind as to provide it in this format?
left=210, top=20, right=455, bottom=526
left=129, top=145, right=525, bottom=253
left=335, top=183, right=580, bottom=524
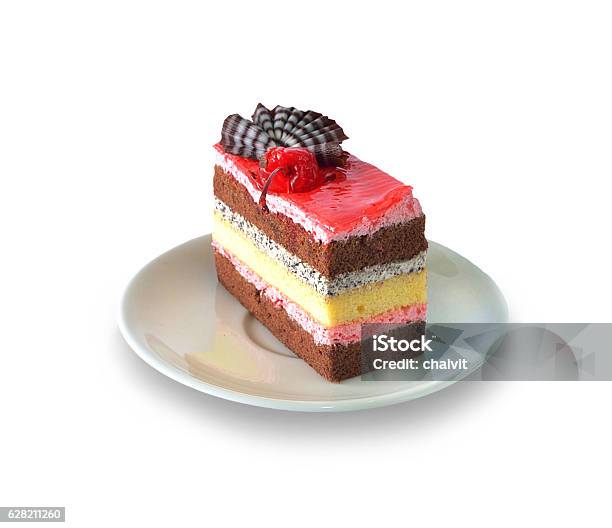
left=119, top=235, right=507, bottom=412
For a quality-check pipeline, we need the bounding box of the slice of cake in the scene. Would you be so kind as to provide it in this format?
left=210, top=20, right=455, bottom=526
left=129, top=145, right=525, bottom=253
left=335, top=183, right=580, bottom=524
left=212, top=104, right=427, bottom=381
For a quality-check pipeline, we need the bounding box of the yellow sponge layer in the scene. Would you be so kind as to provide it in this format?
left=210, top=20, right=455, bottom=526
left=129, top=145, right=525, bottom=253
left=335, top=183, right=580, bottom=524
left=213, top=213, right=427, bottom=328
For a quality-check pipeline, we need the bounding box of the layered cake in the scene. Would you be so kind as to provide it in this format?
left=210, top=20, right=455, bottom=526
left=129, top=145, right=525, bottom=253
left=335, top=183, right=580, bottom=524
left=212, top=104, right=427, bottom=381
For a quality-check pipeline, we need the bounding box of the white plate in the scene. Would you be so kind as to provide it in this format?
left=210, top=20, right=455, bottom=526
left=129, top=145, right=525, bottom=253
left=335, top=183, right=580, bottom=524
left=119, top=236, right=507, bottom=412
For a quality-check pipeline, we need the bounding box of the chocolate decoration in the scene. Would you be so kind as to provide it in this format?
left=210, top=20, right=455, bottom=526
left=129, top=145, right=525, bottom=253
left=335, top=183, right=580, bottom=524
left=220, top=104, right=348, bottom=167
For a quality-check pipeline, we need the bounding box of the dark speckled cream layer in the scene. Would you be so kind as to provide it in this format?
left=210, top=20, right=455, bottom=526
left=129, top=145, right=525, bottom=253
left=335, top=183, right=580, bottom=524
left=214, top=198, right=426, bottom=297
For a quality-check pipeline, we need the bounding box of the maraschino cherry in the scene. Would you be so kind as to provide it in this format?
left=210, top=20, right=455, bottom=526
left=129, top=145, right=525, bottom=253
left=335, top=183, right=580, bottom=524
left=258, top=147, right=325, bottom=207
left=257, top=147, right=326, bottom=208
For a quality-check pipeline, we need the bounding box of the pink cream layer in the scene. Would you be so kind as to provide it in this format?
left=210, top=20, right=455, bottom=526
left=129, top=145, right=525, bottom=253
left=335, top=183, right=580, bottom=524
left=214, top=144, right=423, bottom=244
left=213, top=241, right=427, bottom=346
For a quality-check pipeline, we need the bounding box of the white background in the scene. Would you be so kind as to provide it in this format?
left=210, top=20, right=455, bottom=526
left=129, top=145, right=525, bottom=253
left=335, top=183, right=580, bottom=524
left=1, top=1, right=611, bottom=526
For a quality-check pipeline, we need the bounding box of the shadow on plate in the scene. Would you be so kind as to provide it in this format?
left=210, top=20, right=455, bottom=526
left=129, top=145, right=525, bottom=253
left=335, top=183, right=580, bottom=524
left=114, top=329, right=500, bottom=438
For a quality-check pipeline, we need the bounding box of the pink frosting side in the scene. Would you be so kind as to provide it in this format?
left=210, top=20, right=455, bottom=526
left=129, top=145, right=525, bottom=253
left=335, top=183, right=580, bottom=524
left=324, top=304, right=427, bottom=344
left=214, top=147, right=422, bottom=244
left=213, top=242, right=427, bottom=345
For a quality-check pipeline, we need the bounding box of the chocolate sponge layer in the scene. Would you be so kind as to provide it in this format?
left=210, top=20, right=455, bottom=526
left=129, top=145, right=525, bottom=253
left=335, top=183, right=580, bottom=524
left=213, top=165, right=427, bottom=278
left=215, top=249, right=362, bottom=382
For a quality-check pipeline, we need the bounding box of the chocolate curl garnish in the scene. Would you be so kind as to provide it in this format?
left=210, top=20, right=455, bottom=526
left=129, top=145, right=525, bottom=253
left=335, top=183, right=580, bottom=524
left=220, top=104, right=348, bottom=167
left=258, top=167, right=284, bottom=211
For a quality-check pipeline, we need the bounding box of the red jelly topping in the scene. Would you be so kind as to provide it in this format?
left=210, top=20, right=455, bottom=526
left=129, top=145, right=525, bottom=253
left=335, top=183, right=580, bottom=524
left=214, top=143, right=414, bottom=236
